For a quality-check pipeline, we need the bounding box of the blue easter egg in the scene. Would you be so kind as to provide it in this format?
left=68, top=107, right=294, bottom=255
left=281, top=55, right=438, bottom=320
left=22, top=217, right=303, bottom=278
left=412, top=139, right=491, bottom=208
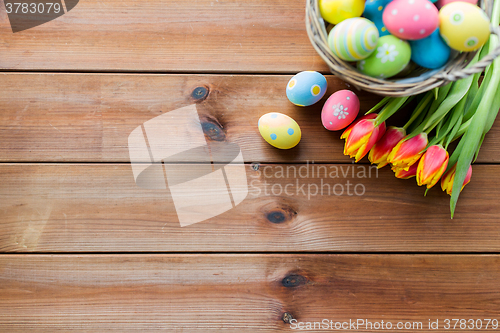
left=410, top=28, right=451, bottom=69
left=286, top=71, right=327, bottom=107
left=363, top=0, right=392, bottom=36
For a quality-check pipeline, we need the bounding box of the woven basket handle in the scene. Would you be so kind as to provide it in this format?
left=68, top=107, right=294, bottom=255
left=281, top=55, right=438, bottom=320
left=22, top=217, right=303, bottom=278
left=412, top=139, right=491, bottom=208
left=437, top=25, right=500, bottom=81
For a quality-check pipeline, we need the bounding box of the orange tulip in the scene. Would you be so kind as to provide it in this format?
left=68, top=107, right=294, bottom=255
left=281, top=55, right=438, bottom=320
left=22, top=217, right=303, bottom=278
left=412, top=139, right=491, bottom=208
left=368, top=126, right=406, bottom=168
left=392, top=162, right=419, bottom=179
left=416, top=144, right=449, bottom=189
left=387, top=133, right=428, bottom=171
left=342, top=114, right=386, bottom=162
left=441, top=163, right=473, bottom=195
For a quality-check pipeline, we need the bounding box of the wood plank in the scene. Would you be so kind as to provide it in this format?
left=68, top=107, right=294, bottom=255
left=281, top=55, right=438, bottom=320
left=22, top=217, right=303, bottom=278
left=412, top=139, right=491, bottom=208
left=1, top=163, right=499, bottom=252
left=1, top=254, right=499, bottom=332
left=0, top=0, right=328, bottom=73
left=1, top=73, right=499, bottom=163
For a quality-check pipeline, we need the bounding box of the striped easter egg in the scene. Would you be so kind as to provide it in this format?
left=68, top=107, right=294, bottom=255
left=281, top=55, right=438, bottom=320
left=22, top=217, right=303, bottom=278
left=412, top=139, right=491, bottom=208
left=328, top=17, right=379, bottom=62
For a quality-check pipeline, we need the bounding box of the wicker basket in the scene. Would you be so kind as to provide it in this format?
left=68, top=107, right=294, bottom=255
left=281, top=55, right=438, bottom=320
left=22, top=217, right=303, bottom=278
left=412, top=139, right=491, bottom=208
left=305, top=0, right=500, bottom=96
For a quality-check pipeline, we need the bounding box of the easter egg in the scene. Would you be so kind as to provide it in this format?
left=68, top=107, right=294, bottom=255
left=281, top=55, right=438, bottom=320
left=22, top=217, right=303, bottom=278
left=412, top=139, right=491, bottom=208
left=328, top=18, right=379, bottom=61
left=321, top=90, right=360, bottom=131
left=319, top=0, right=365, bottom=24
left=410, top=28, right=451, bottom=69
left=357, top=35, right=411, bottom=79
left=436, top=0, right=477, bottom=9
left=383, top=0, right=439, bottom=40
left=439, top=2, right=490, bottom=52
left=363, top=0, right=392, bottom=37
left=286, top=71, right=327, bottom=107
left=258, top=113, right=301, bottom=149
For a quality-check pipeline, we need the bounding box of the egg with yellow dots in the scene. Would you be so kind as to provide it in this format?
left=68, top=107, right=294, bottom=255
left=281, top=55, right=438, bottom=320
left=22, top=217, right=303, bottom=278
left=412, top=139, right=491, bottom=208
left=319, top=0, right=365, bottom=24
left=286, top=71, right=327, bottom=107
left=258, top=113, right=302, bottom=149
left=439, top=2, right=490, bottom=52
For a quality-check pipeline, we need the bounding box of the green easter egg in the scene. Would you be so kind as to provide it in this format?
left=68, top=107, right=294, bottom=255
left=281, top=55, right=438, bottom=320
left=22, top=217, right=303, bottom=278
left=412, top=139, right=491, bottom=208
left=357, top=35, right=411, bottom=79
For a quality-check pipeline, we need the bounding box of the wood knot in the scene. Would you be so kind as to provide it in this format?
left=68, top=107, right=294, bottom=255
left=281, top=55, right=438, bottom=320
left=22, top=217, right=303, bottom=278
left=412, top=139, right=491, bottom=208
left=201, top=119, right=226, bottom=141
left=282, top=274, right=307, bottom=288
left=267, top=211, right=286, bottom=223
left=192, top=86, right=209, bottom=101
left=266, top=205, right=297, bottom=224
left=282, top=312, right=294, bottom=324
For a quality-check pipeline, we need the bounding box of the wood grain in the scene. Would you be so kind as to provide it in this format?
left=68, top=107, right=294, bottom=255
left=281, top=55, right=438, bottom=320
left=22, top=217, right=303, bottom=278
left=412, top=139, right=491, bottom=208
left=1, top=163, right=499, bottom=252
left=1, top=73, right=499, bottom=163
left=0, top=254, right=499, bottom=332
left=0, top=0, right=328, bottom=73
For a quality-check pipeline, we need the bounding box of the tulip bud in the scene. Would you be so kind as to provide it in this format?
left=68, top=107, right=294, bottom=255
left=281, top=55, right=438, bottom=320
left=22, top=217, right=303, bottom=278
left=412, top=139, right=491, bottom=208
left=392, top=162, right=419, bottom=179
left=441, top=163, right=472, bottom=195
left=387, top=133, right=428, bottom=171
left=369, top=126, right=406, bottom=169
left=341, top=114, right=377, bottom=140
left=416, top=145, right=449, bottom=189
left=342, top=114, right=386, bottom=162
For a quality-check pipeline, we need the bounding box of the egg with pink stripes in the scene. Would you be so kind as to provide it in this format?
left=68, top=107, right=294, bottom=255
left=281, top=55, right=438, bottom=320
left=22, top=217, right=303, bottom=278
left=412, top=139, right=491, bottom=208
left=321, top=90, right=360, bottom=131
left=383, top=0, right=439, bottom=40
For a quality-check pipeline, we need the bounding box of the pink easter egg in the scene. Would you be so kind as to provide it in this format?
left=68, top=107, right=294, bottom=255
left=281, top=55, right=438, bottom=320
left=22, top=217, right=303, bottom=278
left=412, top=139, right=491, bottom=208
left=383, top=0, right=439, bottom=40
left=321, top=90, right=360, bottom=131
left=435, top=0, right=477, bottom=8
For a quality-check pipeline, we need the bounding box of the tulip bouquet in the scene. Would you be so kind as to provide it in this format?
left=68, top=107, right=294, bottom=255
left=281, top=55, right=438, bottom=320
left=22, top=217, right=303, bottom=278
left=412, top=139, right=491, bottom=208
left=341, top=0, right=500, bottom=217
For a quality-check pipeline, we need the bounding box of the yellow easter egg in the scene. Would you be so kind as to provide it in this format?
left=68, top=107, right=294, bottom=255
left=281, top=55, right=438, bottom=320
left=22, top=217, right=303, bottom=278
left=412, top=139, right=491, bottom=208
left=258, top=113, right=301, bottom=149
left=439, top=2, right=490, bottom=51
left=319, top=0, right=365, bottom=25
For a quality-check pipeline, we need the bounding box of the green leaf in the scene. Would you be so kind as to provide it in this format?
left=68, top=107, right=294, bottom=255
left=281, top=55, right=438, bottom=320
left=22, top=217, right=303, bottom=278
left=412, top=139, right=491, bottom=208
left=451, top=53, right=500, bottom=218
left=451, top=0, right=500, bottom=217
left=473, top=133, right=486, bottom=163
left=482, top=74, right=500, bottom=135
left=445, top=113, right=463, bottom=150
left=447, top=133, right=466, bottom=172
left=473, top=78, right=500, bottom=161
left=404, top=92, right=433, bottom=130
left=429, top=95, right=467, bottom=147
left=365, top=96, right=391, bottom=115
left=375, top=96, right=410, bottom=125
left=463, top=68, right=492, bottom=122
left=422, top=55, right=479, bottom=131
left=462, top=73, right=480, bottom=117
left=433, top=87, right=439, bottom=100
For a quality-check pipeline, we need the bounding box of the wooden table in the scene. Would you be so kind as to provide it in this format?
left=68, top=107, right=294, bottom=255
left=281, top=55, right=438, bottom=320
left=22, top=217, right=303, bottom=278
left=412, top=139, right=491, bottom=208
left=1, top=1, right=500, bottom=331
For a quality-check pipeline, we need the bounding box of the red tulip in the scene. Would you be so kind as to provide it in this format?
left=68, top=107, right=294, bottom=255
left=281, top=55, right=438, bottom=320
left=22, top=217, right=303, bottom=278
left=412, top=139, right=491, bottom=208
left=441, top=163, right=473, bottom=195
left=392, top=162, right=419, bottom=179
left=340, top=114, right=377, bottom=140
left=387, top=133, right=428, bottom=171
left=416, top=144, right=449, bottom=189
left=342, top=114, right=386, bottom=162
left=368, top=126, right=406, bottom=168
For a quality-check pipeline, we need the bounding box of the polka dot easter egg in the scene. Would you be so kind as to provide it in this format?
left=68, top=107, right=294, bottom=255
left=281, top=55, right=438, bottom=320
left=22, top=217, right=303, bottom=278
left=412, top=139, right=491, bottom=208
left=363, top=0, right=392, bottom=37
left=286, top=71, right=327, bottom=107
left=383, top=0, right=439, bottom=40
left=357, top=35, right=411, bottom=79
left=439, top=2, right=490, bottom=52
left=410, top=28, right=451, bottom=69
left=328, top=18, right=379, bottom=61
left=321, top=90, right=360, bottom=131
left=258, top=113, right=301, bottom=150
left=319, top=0, right=365, bottom=24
